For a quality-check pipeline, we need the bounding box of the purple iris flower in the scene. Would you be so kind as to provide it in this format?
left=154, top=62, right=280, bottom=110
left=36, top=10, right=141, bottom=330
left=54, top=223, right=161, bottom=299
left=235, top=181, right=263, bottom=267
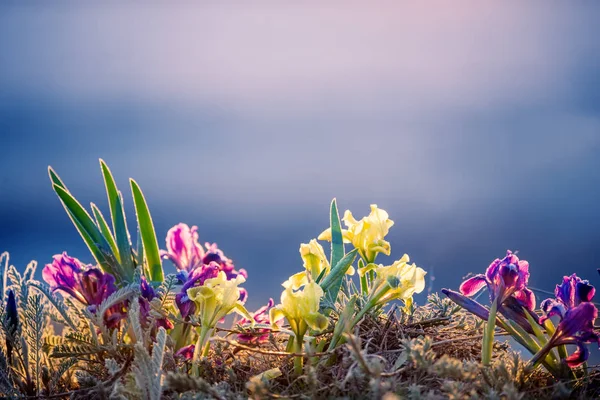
left=534, top=274, right=600, bottom=368
left=203, top=242, right=248, bottom=281
left=175, top=344, right=195, bottom=360
left=161, top=223, right=205, bottom=272
left=43, top=252, right=125, bottom=328
left=161, top=224, right=249, bottom=319
left=540, top=274, right=595, bottom=323
left=236, top=298, right=283, bottom=344
left=445, top=251, right=539, bottom=334
left=139, top=276, right=174, bottom=330
left=175, top=262, right=220, bottom=319
left=533, top=302, right=600, bottom=368
left=460, top=250, right=535, bottom=311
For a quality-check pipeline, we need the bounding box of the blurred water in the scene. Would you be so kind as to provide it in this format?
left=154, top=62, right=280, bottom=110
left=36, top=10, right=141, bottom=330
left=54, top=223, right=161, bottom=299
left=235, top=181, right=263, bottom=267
left=1, top=1, right=599, bottom=325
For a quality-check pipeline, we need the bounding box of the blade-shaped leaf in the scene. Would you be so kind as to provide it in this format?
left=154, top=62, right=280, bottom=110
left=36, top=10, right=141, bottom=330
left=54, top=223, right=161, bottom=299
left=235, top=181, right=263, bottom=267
left=48, top=167, right=67, bottom=189
left=135, top=225, right=146, bottom=274
left=320, top=248, right=357, bottom=304
left=52, top=184, right=119, bottom=277
left=91, top=203, right=119, bottom=260
left=0, top=252, right=8, bottom=302
left=130, top=179, right=163, bottom=282
left=329, top=199, right=345, bottom=268
left=100, top=160, right=134, bottom=275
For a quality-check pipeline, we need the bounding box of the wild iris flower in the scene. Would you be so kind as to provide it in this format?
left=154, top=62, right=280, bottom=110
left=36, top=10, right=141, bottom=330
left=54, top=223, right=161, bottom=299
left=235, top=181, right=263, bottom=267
left=237, top=298, right=284, bottom=344
left=175, top=262, right=220, bottom=319
left=454, top=251, right=535, bottom=366
left=161, top=223, right=205, bottom=273
left=186, top=272, right=252, bottom=374
left=540, top=274, right=595, bottom=323
left=270, top=280, right=328, bottom=374
left=359, top=254, right=426, bottom=311
left=43, top=252, right=125, bottom=328
left=460, top=250, right=535, bottom=311
left=175, top=344, right=195, bottom=360
left=533, top=275, right=600, bottom=368
left=162, top=223, right=248, bottom=319
left=319, top=204, right=394, bottom=263
left=285, top=240, right=355, bottom=290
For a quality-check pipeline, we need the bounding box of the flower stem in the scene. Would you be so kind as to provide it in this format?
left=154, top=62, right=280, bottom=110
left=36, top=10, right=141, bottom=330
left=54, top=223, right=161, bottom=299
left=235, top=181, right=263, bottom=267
left=294, top=334, right=304, bottom=375
left=174, top=323, right=191, bottom=351
left=482, top=298, right=498, bottom=366
left=358, top=259, right=369, bottom=295
left=192, top=324, right=213, bottom=377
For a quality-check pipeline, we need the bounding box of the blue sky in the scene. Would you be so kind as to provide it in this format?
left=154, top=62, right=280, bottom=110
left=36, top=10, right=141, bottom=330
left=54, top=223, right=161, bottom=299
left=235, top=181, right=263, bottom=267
left=1, top=2, right=600, bottom=310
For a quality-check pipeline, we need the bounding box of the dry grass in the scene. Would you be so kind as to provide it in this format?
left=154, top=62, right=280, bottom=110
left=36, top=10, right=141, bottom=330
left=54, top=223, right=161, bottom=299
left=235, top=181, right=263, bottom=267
left=159, top=299, right=600, bottom=400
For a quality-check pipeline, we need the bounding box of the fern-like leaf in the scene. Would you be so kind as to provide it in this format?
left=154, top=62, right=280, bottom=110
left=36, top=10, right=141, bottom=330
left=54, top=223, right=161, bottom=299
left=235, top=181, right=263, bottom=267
left=132, top=343, right=153, bottom=400
left=50, top=357, right=78, bottom=393
left=128, top=298, right=144, bottom=346
left=65, top=332, right=96, bottom=346
left=50, top=344, right=104, bottom=358
left=24, top=294, right=45, bottom=396
left=29, top=281, right=77, bottom=330
left=97, top=284, right=138, bottom=318
left=150, top=327, right=167, bottom=400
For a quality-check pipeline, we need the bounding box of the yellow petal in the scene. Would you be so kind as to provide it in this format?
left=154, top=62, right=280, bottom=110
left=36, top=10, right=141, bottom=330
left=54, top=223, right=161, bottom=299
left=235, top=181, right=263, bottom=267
left=346, top=265, right=355, bottom=276
left=232, top=303, right=254, bottom=326
left=358, top=263, right=380, bottom=277
left=269, top=307, right=286, bottom=330
left=283, top=272, right=308, bottom=290
left=342, top=210, right=359, bottom=227
left=305, top=312, right=328, bottom=332
left=317, top=228, right=332, bottom=241
left=187, top=286, right=214, bottom=302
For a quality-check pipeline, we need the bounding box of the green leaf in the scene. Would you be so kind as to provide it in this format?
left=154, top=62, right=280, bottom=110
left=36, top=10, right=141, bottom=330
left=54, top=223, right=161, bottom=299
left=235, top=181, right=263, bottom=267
left=0, top=252, right=8, bottom=303
left=329, top=198, right=345, bottom=268
left=52, top=184, right=118, bottom=277
left=100, top=160, right=134, bottom=276
left=91, top=203, right=119, bottom=260
left=130, top=179, right=163, bottom=282
left=135, top=225, right=146, bottom=275
left=320, top=248, right=358, bottom=304
left=48, top=166, right=67, bottom=189
left=327, top=295, right=358, bottom=351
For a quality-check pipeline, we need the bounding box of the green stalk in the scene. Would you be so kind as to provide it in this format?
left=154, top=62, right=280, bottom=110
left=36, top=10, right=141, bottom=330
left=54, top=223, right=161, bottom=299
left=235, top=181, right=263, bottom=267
left=481, top=298, right=498, bottom=366
left=358, top=259, right=369, bottom=295
left=506, top=320, right=561, bottom=377
left=192, top=325, right=212, bottom=377
left=351, top=283, right=389, bottom=328
left=294, top=334, right=304, bottom=376
left=173, top=323, right=191, bottom=351
left=543, top=319, right=568, bottom=361
left=368, top=270, right=376, bottom=287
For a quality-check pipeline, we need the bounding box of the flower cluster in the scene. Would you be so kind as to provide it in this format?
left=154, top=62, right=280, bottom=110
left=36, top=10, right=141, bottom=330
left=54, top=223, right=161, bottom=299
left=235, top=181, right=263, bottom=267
left=445, top=251, right=600, bottom=374
left=42, top=252, right=126, bottom=328
left=460, top=250, right=535, bottom=312
left=534, top=275, right=600, bottom=368
left=319, top=204, right=394, bottom=263
left=161, top=223, right=248, bottom=319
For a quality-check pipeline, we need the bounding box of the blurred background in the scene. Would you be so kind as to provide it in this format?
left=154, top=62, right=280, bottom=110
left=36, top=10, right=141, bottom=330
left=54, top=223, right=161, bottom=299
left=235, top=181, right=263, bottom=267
left=1, top=2, right=600, bottom=313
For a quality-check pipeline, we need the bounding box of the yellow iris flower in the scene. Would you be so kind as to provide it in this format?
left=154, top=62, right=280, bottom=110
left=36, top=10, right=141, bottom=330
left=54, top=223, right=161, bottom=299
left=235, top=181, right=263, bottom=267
left=187, top=272, right=252, bottom=328
left=319, top=204, right=394, bottom=262
left=270, top=280, right=328, bottom=335
left=285, top=239, right=355, bottom=290
left=187, top=272, right=253, bottom=366
left=360, top=254, right=426, bottom=306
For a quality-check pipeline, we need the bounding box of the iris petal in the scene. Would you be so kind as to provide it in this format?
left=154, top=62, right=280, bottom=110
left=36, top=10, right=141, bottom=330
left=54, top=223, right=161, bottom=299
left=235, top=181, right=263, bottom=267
left=459, top=275, right=487, bottom=296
